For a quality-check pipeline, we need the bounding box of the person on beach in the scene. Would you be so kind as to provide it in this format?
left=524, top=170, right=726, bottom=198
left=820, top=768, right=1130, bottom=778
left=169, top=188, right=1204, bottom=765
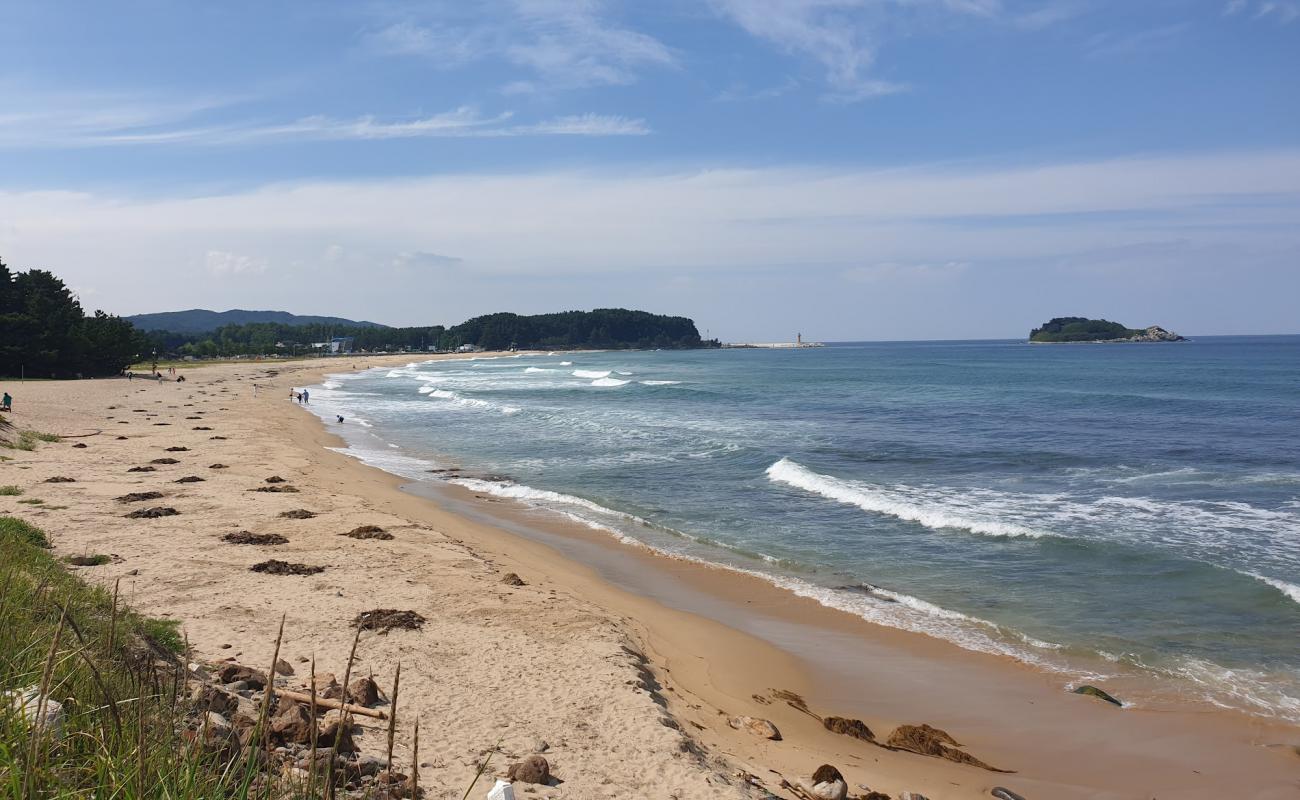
left=1, top=392, right=11, bottom=412
left=336, top=415, right=344, bottom=423
left=301, top=389, right=309, bottom=404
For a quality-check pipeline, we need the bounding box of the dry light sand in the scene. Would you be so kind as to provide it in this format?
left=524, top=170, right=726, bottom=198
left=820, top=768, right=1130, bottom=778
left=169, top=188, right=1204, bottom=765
left=1, top=355, right=1297, bottom=800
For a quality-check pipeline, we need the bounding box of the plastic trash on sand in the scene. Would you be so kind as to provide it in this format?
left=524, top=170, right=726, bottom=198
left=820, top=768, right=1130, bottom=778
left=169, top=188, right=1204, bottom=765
left=487, top=779, right=516, bottom=800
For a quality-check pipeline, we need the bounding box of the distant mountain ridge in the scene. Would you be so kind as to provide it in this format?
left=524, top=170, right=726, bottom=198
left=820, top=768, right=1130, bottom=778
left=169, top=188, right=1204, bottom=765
left=126, top=309, right=390, bottom=334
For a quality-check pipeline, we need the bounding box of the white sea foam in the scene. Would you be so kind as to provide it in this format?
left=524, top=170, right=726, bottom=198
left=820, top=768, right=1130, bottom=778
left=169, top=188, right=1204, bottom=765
left=1247, top=572, right=1300, bottom=604
left=524, top=367, right=556, bottom=373
left=573, top=369, right=611, bottom=379
left=616, top=371, right=633, bottom=375
left=766, top=458, right=1046, bottom=538
left=559, top=361, right=573, bottom=366
left=591, top=377, right=631, bottom=387
left=641, top=380, right=682, bottom=386
left=426, top=389, right=521, bottom=415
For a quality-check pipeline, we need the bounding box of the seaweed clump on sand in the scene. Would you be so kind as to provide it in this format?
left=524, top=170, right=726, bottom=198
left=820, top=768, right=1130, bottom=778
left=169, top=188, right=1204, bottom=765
left=884, top=724, right=1005, bottom=771
left=342, top=525, right=393, bottom=540
left=352, top=609, right=425, bottom=633
left=125, top=506, right=180, bottom=519
left=250, top=560, right=323, bottom=576
left=223, top=531, right=289, bottom=546
left=116, top=491, right=165, bottom=503
left=251, top=485, right=299, bottom=493
left=279, top=509, right=315, bottom=519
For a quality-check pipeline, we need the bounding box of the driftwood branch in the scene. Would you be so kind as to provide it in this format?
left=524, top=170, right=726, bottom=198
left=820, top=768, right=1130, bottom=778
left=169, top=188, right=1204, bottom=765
left=275, top=689, right=388, bottom=720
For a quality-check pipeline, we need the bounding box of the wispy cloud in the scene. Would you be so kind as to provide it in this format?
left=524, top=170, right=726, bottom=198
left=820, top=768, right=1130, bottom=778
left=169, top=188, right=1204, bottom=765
left=1085, top=23, right=1189, bottom=58
left=1225, top=0, right=1300, bottom=22
left=0, top=99, right=648, bottom=149
left=362, top=0, right=676, bottom=92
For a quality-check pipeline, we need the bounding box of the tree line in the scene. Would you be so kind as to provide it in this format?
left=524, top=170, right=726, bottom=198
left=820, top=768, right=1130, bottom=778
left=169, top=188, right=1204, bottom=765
left=0, top=261, right=143, bottom=378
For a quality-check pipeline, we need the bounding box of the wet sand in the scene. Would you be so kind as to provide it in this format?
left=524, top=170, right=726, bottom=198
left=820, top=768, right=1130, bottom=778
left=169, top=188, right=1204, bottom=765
left=3, top=355, right=1297, bottom=799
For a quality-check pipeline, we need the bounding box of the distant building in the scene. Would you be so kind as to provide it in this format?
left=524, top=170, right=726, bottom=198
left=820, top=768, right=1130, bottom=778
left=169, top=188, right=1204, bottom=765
left=330, top=337, right=355, bottom=354
left=456, top=343, right=484, bottom=353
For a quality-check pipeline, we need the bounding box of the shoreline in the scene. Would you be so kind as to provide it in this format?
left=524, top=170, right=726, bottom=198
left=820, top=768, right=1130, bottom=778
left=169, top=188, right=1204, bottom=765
left=5, top=355, right=1298, bottom=798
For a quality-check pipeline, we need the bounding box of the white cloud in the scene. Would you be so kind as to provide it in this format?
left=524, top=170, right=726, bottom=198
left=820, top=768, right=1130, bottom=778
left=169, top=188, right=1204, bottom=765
left=205, top=250, right=268, bottom=276
left=363, top=0, right=676, bottom=91
left=0, top=102, right=648, bottom=148
left=1085, top=23, right=1188, bottom=58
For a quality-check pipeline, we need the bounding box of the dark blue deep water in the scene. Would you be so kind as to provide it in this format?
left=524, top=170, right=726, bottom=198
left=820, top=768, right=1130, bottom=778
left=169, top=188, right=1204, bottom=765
left=309, top=336, right=1300, bottom=721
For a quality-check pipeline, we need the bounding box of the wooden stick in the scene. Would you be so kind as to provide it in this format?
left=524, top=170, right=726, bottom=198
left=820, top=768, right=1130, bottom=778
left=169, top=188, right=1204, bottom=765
left=273, top=689, right=388, bottom=720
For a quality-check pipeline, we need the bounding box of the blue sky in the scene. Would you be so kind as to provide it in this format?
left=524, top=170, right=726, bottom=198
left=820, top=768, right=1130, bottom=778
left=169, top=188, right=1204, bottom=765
left=1, top=0, right=1297, bottom=339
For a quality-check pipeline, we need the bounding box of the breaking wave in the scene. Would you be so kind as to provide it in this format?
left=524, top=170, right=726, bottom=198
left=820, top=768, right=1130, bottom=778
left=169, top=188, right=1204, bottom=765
left=766, top=458, right=1047, bottom=538
left=573, top=369, right=611, bottom=379
left=591, top=377, right=631, bottom=387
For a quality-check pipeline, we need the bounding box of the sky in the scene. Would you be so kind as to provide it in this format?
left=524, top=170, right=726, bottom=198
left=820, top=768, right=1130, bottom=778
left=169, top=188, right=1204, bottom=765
left=0, top=0, right=1297, bottom=341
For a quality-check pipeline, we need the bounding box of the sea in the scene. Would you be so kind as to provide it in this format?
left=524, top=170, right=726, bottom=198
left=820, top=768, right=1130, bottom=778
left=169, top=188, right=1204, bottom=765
left=305, top=336, right=1300, bottom=724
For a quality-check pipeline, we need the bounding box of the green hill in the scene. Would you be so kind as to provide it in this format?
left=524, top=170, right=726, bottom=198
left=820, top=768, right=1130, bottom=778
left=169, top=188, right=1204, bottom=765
left=126, top=308, right=389, bottom=334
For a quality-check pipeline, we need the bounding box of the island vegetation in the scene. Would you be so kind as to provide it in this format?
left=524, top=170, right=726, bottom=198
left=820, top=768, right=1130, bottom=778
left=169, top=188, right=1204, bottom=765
left=1029, top=317, right=1185, bottom=343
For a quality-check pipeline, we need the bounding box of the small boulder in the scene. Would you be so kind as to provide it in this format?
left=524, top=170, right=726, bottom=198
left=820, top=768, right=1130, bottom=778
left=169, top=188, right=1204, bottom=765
left=270, top=701, right=315, bottom=745
left=728, top=715, right=781, bottom=740
left=991, top=789, right=1027, bottom=800
left=274, top=658, right=295, bottom=676
left=501, top=572, right=527, bottom=586
left=899, top=793, right=930, bottom=800
left=320, top=719, right=358, bottom=753
left=346, top=676, right=381, bottom=706
left=215, top=664, right=268, bottom=690
left=312, top=672, right=343, bottom=700
left=506, top=754, right=551, bottom=785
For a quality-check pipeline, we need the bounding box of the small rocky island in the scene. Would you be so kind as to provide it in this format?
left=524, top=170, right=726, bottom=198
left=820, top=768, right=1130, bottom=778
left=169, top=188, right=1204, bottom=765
left=1030, top=317, right=1186, bottom=343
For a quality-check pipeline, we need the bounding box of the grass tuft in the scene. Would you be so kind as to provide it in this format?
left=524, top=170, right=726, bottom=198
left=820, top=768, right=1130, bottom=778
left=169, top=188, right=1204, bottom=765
left=0, top=516, right=49, bottom=547
left=0, top=485, right=23, bottom=496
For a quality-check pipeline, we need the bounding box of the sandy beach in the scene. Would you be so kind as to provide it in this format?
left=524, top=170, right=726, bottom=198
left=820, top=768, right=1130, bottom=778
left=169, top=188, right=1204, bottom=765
left=2, top=355, right=1297, bottom=800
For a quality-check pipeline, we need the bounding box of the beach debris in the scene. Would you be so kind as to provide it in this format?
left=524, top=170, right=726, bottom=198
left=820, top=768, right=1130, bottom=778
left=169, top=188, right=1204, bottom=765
left=506, top=754, right=551, bottom=785
left=487, top=779, right=517, bottom=800
left=346, top=676, right=382, bottom=706
left=990, top=789, right=1026, bottom=800
left=42, top=476, right=76, bottom=483
left=1072, top=685, right=1122, bottom=707
left=210, top=436, right=227, bottom=440
left=898, top=793, right=930, bottom=800
left=175, top=475, right=205, bottom=483
left=280, top=509, right=316, bottom=519
left=116, top=435, right=128, bottom=439
left=728, top=715, right=782, bottom=740
left=193, top=426, right=212, bottom=430
left=352, top=609, right=426, bottom=633
left=884, top=724, right=1002, bottom=771
left=501, top=572, right=527, bottom=586
left=72, top=442, right=88, bottom=448
left=151, top=457, right=180, bottom=464
left=127, top=466, right=156, bottom=472
left=152, top=422, right=170, bottom=426
left=223, top=531, right=288, bottom=545
left=343, top=525, right=393, bottom=540
left=823, top=716, right=874, bottom=741
left=251, top=485, right=300, bottom=493
left=209, top=463, right=228, bottom=469
left=250, top=559, right=323, bottom=576
left=265, top=475, right=286, bottom=483
left=772, top=688, right=811, bottom=714
left=807, top=765, right=848, bottom=800
left=7, top=686, right=65, bottom=740
left=165, top=446, right=190, bottom=452
left=116, top=491, right=165, bottom=503
left=125, top=506, right=180, bottom=519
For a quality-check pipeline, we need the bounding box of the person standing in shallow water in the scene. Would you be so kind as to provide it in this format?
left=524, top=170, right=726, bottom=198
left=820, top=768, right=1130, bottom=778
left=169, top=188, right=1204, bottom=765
left=301, top=389, right=309, bottom=404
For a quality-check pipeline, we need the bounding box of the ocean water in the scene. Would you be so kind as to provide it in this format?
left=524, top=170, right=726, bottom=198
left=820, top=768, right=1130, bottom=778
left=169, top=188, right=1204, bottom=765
left=307, top=337, right=1300, bottom=723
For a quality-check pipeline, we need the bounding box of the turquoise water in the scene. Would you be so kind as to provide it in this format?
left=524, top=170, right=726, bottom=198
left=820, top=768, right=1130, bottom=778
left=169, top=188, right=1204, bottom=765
left=308, top=337, right=1300, bottom=722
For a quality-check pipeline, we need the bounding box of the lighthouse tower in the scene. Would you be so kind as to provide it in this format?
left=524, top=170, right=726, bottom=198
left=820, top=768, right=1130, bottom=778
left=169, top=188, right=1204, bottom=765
left=797, top=332, right=803, bottom=346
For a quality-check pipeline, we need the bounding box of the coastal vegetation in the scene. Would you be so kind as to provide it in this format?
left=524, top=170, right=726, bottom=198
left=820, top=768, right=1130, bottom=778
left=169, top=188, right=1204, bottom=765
left=0, top=260, right=143, bottom=378
left=1029, top=317, right=1185, bottom=343
left=142, top=308, right=715, bottom=357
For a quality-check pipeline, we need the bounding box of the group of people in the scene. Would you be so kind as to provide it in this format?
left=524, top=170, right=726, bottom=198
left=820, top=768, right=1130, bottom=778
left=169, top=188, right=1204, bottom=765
left=291, top=388, right=310, bottom=404
left=124, top=369, right=184, bottom=383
